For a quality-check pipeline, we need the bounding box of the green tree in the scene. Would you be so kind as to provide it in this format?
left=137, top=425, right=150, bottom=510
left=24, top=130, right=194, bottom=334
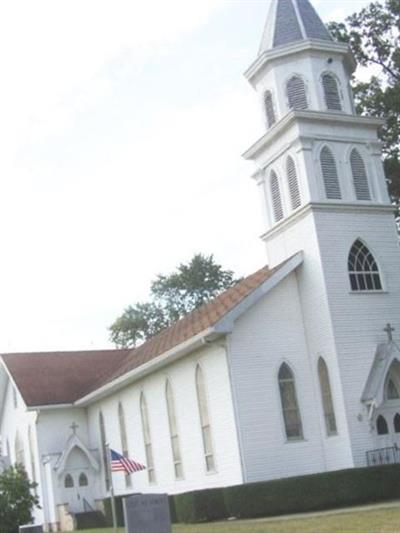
left=110, top=254, right=239, bottom=348
left=328, top=0, right=400, bottom=224
left=0, top=465, right=39, bottom=533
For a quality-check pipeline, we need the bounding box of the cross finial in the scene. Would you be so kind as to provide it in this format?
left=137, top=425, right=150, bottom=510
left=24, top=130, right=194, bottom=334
left=384, top=323, right=395, bottom=342
left=70, top=422, right=79, bottom=435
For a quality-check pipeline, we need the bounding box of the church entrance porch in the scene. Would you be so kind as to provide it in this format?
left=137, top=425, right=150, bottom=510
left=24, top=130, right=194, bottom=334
left=62, top=470, right=95, bottom=513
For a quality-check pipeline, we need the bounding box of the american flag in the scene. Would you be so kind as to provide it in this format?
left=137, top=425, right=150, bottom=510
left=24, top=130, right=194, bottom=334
left=110, top=448, right=146, bottom=474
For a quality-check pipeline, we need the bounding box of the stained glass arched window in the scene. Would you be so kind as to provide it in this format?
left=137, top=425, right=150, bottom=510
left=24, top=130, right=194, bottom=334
left=264, top=90, right=276, bottom=128
left=348, top=240, right=382, bottom=291
left=196, top=365, right=215, bottom=472
left=79, top=473, right=89, bottom=486
left=64, top=474, right=74, bottom=488
left=376, top=415, right=389, bottom=435
left=278, top=363, right=303, bottom=440
left=394, top=414, right=400, bottom=433
left=99, top=412, right=110, bottom=491
left=118, top=402, right=132, bottom=488
left=140, top=392, right=156, bottom=483
left=317, top=358, right=337, bottom=436
left=165, top=380, right=183, bottom=479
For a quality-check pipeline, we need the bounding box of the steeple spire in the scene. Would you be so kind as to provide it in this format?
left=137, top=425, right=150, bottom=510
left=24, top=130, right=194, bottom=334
left=259, top=0, right=332, bottom=55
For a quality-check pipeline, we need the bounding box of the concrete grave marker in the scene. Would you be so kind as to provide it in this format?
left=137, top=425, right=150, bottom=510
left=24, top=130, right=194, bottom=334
left=123, top=493, right=171, bottom=533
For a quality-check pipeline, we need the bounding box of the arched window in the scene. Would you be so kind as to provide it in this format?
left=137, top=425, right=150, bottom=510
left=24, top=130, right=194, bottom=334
left=65, top=474, right=74, bottom=488
left=28, top=426, right=37, bottom=487
left=79, top=473, right=89, bottom=486
left=322, top=74, right=342, bottom=111
left=14, top=432, right=25, bottom=467
left=140, top=393, right=155, bottom=483
left=317, top=358, right=337, bottom=436
left=196, top=365, right=215, bottom=472
left=6, top=439, right=10, bottom=460
left=287, top=156, right=301, bottom=210
left=320, top=146, right=341, bottom=199
left=348, top=240, right=382, bottom=291
left=165, top=380, right=183, bottom=479
left=264, top=91, right=276, bottom=128
left=99, top=412, right=110, bottom=491
left=278, top=363, right=303, bottom=440
left=118, top=402, right=131, bottom=488
left=394, top=414, right=400, bottom=433
left=270, top=171, right=284, bottom=222
left=376, top=415, right=389, bottom=435
left=350, top=149, right=371, bottom=201
left=286, top=76, right=308, bottom=110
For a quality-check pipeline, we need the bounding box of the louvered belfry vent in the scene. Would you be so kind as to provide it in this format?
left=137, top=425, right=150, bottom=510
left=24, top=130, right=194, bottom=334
left=287, top=156, right=301, bottom=210
left=320, top=147, right=342, bottom=199
left=270, top=171, right=284, bottom=222
left=322, top=74, right=342, bottom=111
left=287, top=76, right=308, bottom=110
left=264, top=91, right=276, bottom=128
left=350, top=149, right=371, bottom=201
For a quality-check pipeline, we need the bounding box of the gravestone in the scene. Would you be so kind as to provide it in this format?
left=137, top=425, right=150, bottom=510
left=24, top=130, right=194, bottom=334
left=123, top=493, right=171, bottom=533
left=19, top=526, right=43, bottom=533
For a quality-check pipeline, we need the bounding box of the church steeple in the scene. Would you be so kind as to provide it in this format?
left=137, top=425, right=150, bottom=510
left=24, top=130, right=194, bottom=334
left=258, top=0, right=332, bottom=54
left=243, top=0, right=391, bottom=268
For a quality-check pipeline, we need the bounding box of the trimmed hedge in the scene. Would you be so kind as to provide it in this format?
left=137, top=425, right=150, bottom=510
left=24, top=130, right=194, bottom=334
left=172, top=465, right=400, bottom=523
left=174, top=487, right=228, bottom=523
left=75, top=511, right=107, bottom=529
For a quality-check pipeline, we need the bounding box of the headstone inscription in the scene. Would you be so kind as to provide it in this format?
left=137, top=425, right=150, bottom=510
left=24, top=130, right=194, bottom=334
left=123, top=493, right=172, bottom=533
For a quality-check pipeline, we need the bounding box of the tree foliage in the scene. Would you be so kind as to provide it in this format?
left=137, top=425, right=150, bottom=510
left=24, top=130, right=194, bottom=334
left=0, top=465, right=39, bottom=533
left=328, top=0, right=400, bottom=223
left=110, top=254, right=239, bottom=348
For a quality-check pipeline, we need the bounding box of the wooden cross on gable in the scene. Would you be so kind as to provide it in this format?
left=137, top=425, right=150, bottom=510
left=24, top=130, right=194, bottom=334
left=70, top=422, right=79, bottom=435
left=384, top=323, right=395, bottom=342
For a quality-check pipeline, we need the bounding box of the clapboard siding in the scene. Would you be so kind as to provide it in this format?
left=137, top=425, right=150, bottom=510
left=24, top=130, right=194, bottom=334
left=86, top=344, right=242, bottom=497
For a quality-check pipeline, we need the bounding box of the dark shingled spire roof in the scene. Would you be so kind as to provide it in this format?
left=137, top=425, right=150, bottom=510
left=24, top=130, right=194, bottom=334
left=259, top=0, right=332, bottom=55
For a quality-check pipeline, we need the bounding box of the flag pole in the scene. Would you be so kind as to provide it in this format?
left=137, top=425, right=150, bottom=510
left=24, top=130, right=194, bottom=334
left=106, top=444, right=118, bottom=533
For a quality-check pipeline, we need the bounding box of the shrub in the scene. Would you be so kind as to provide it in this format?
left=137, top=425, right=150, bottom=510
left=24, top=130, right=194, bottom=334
left=0, top=465, right=39, bottom=533
left=223, top=465, right=400, bottom=519
left=174, top=487, right=228, bottom=523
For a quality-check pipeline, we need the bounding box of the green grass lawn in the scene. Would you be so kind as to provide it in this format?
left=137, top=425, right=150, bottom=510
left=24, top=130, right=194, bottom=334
left=64, top=506, right=400, bottom=532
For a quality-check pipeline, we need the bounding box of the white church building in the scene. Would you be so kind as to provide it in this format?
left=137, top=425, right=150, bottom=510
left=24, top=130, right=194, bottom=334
left=1, top=0, right=400, bottom=529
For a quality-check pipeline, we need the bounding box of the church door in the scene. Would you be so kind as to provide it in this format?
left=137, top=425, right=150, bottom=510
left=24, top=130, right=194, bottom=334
left=63, top=470, right=95, bottom=513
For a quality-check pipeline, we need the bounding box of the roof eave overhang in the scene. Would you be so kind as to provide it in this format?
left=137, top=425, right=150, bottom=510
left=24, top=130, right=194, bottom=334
left=243, top=111, right=384, bottom=161
left=244, top=40, right=355, bottom=86
left=75, top=327, right=222, bottom=406
left=76, top=253, right=303, bottom=407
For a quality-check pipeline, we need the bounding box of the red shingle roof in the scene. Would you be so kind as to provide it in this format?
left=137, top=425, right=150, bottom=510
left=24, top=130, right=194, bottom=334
left=1, top=261, right=287, bottom=406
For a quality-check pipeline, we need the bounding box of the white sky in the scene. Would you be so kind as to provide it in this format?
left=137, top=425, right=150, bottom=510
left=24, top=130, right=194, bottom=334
left=0, top=0, right=372, bottom=352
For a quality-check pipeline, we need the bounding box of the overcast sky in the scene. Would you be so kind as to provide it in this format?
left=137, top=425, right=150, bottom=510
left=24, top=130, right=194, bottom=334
left=0, top=0, right=372, bottom=352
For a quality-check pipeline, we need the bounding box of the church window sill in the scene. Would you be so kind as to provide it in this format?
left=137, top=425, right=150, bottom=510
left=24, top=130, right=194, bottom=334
left=349, top=290, right=388, bottom=295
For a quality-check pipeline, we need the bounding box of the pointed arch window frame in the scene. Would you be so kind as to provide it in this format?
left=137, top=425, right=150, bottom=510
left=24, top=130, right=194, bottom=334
left=348, top=239, right=383, bottom=292
left=277, top=362, right=304, bottom=442
left=140, top=391, right=156, bottom=484
left=165, top=379, right=184, bottom=480
left=98, top=411, right=110, bottom=492
left=317, top=357, right=338, bottom=437
left=269, top=170, right=284, bottom=223
left=319, top=145, right=342, bottom=200
left=195, top=364, right=216, bottom=473
left=321, top=72, right=343, bottom=112
left=286, top=155, right=302, bottom=211
left=286, top=74, right=308, bottom=111
left=118, top=401, right=132, bottom=488
left=264, top=89, right=277, bottom=129
left=349, top=147, right=372, bottom=202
